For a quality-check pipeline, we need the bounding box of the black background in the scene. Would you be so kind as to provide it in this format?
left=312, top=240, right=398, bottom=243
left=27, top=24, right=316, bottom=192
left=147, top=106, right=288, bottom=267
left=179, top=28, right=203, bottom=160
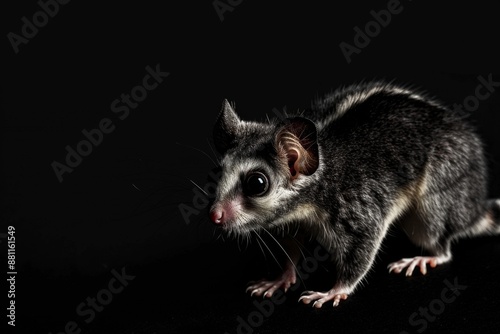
left=3, top=1, right=500, bottom=333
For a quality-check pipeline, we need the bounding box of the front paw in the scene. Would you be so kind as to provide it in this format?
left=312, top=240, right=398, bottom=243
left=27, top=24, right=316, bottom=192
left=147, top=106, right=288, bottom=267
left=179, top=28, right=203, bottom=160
left=246, top=271, right=296, bottom=298
left=298, top=288, right=350, bottom=308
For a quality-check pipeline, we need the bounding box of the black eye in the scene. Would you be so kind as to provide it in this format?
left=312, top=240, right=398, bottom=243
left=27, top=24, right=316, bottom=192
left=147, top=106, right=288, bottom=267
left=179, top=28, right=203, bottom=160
left=243, top=172, right=269, bottom=197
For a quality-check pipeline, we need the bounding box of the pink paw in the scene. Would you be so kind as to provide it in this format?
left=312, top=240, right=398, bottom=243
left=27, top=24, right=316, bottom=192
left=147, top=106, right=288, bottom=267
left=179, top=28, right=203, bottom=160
left=387, top=254, right=451, bottom=276
left=246, top=270, right=296, bottom=298
left=298, top=287, right=350, bottom=308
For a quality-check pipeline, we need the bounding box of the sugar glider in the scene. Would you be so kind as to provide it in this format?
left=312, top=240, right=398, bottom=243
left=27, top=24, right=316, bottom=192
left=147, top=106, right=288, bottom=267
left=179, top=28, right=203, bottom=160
left=209, top=81, right=500, bottom=308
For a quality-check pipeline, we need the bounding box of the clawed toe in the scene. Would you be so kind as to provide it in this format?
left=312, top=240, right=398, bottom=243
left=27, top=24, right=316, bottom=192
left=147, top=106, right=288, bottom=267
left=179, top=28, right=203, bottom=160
left=298, top=289, right=349, bottom=308
left=246, top=274, right=296, bottom=298
left=388, top=255, right=450, bottom=276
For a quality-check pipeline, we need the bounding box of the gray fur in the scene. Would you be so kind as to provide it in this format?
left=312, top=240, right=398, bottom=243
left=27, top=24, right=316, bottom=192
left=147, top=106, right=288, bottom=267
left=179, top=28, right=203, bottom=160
left=211, top=81, right=500, bottom=295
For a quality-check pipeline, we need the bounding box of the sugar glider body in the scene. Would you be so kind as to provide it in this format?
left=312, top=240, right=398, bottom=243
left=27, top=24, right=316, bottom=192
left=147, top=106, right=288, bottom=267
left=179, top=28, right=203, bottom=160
left=209, top=81, right=500, bottom=308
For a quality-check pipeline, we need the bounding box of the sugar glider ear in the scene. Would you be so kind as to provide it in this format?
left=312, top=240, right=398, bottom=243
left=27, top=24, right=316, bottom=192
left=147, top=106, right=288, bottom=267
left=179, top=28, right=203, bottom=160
left=275, top=117, right=319, bottom=179
left=213, top=99, right=241, bottom=154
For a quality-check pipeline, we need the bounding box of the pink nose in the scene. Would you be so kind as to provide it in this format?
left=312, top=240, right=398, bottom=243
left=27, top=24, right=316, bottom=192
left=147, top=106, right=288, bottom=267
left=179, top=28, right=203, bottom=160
left=210, top=209, right=225, bottom=225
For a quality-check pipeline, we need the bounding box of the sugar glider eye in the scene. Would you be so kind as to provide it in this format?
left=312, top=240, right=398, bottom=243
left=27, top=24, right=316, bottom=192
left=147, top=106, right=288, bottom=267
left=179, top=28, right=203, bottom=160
left=243, top=172, right=269, bottom=197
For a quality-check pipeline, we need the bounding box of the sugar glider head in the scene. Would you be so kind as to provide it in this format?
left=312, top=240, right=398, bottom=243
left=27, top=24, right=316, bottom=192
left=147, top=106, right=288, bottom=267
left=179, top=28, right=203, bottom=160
left=209, top=100, right=320, bottom=237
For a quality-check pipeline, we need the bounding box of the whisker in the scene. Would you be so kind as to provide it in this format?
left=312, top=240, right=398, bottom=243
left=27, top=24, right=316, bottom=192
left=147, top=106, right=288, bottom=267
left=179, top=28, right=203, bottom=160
left=206, top=138, right=221, bottom=166
left=237, top=235, right=243, bottom=252
left=176, top=141, right=219, bottom=167
left=252, top=231, right=283, bottom=271
left=245, top=233, right=251, bottom=249
left=261, top=228, right=305, bottom=288
left=255, top=236, right=268, bottom=263
left=188, top=178, right=208, bottom=196
left=269, top=222, right=330, bottom=273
